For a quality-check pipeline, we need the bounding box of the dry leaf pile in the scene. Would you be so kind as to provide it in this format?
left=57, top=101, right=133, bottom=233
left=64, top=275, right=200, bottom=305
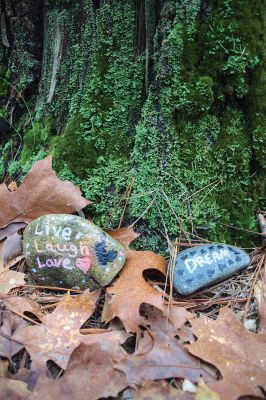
left=0, top=157, right=266, bottom=400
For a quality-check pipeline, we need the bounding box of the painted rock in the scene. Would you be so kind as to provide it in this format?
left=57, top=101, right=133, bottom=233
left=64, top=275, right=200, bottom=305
left=23, top=214, right=126, bottom=289
left=173, top=244, right=250, bottom=295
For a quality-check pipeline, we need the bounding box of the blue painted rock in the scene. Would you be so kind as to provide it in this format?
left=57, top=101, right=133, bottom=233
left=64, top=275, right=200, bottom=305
left=23, top=214, right=126, bottom=289
left=173, top=244, right=250, bottom=295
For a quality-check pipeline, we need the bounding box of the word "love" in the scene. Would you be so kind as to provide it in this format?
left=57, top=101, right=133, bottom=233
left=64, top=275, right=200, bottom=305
left=37, top=256, right=91, bottom=274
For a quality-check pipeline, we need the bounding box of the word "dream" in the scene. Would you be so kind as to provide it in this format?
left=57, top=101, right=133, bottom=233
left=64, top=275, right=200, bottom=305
left=184, top=248, right=230, bottom=273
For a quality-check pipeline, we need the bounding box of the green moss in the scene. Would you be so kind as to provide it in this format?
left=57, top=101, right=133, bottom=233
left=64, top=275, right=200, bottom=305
left=0, top=66, right=11, bottom=98
left=52, top=114, right=98, bottom=177
left=21, top=121, right=53, bottom=164
left=50, top=0, right=144, bottom=226
left=128, top=0, right=265, bottom=248
left=14, top=0, right=266, bottom=251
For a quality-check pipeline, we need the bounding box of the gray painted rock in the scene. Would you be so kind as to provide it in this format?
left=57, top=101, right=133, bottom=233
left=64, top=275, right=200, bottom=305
left=173, top=244, right=250, bottom=295
left=23, top=214, right=126, bottom=289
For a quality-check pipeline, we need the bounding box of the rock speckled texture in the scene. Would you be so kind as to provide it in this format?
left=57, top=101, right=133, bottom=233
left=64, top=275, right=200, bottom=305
left=23, top=214, right=126, bottom=289
left=173, top=244, right=250, bottom=295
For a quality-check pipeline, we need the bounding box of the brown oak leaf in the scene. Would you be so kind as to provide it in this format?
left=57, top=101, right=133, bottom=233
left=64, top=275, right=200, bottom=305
left=4, top=296, right=45, bottom=322
left=0, top=377, right=30, bottom=400
left=102, top=226, right=167, bottom=333
left=0, top=266, right=25, bottom=296
left=0, top=222, right=27, bottom=241
left=28, top=331, right=128, bottom=400
left=140, top=302, right=193, bottom=338
left=3, top=232, right=23, bottom=265
left=0, top=311, right=27, bottom=360
left=0, top=156, right=90, bottom=229
left=133, top=380, right=195, bottom=400
left=0, top=240, right=25, bottom=296
left=13, top=289, right=100, bottom=369
left=188, top=308, right=266, bottom=400
left=115, top=329, right=216, bottom=385
left=0, top=360, right=34, bottom=400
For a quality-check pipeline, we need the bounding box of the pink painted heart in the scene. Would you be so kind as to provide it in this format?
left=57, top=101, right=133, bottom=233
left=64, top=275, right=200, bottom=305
left=76, top=257, right=91, bottom=274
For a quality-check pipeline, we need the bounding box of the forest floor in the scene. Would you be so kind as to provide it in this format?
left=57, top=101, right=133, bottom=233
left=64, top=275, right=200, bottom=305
left=0, top=157, right=265, bottom=400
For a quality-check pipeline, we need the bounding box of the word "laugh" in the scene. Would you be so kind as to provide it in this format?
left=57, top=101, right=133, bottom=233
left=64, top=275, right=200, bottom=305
left=34, top=241, right=91, bottom=258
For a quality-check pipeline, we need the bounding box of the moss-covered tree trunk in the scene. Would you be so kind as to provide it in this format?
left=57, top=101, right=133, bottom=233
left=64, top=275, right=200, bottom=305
left=0, top=0, right=265, bottom=250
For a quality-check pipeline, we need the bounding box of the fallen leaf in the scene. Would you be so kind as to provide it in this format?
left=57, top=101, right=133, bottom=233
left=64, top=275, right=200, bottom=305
left=5, top=256, right=25, bottom=269
left=183, top=379, right=197, bottom=393
left=0, top=360, right=45, bottom=400
left=0, top=377, right=30, bottom=400
left=166, top=305, right=193, bottom=329
left=108, top=225, right=140, bottom=248
left=0, top=236, right=24, bottom=270
left=196, top=381, right=221, bottom=400
left=3, top=232, right=23, bottom=265
left=188, top=308, right=266, bottom=400
left=133, top=380, right=195, bottom=400
left=0, top=269, right=25, bottom=296
left=0, top=237, right=25, bottom=295
left=0, top=156, right=90, bottom=229
left=28, top=331, right=128, bottom=400
left=244, top=318, right=257, bottom=332
left=13, top=289, right=100, bottom=369
left=255, top=275, right=266, bottom=332
left=140, top=302, right=193, bottom=337
left=0, top=359, right=9, bottom=377
left=115, top=329, right=215, bottom=385
left=4, top=296, right=45, bottom=322
left=8, top=181, right=18, bottom=192
left=0, top=359, right=30, bottom=400
left=103, top=226, right=167, bottom=333
left=0, top=238, right=25, bottom=296
left=0, top=222, right=27, bottom=241
left=0, top=239, right=4, bottom=264
left=0, top=311, right=27, bottom=360
left=14, top=367, right=45, bottom=392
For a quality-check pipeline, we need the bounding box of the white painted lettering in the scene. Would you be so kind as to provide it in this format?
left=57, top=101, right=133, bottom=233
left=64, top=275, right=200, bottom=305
left=80, top=242, right=91, bottom=256
left=46, top=259, right=55, bottom=267
left=204, top=254, right=212, bottom=265
left=196, top=256, right=204, bottom=266
left=46, top=243, right=56, bottom=252
left=62, top=227, right=72, bottom=241
left=68, top=244, right=78, bottom=257
left=62, top=259, right=72, bottom=270
left=52, top=226, right=62, bottom=238
left=212, top=251, right=221, bottom=262
left=220, top=249, right=229, bottom=259
left=37, top=257, right=46, bottom=268
left=34, top=241, right=42, bottom=253
left=35, top=223, right=43, bottom=236
left=52, top=259, right=63, bottom=268
left=184, top=258, right=197, bottom=273
left=57, top=244, right=67, bottom=253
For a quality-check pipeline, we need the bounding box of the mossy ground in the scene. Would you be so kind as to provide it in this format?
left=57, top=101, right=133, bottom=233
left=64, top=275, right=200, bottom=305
left=1, top=0, right=265, bottom=253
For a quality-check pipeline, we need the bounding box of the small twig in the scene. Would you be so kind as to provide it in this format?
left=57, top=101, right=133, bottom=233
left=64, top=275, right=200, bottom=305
left=118, top=176, right=135, bottom=229
left=22, top=284, right=82, bottom=293
left=80, top=328, right=108, bottom=334
left=243, top=253, right=265, bottom=322
left=131, top=195, right=157, bottom=227
left=4, top=308, right=41, bottom=325
left=173, top=241, right=210, bottom=246
left=257, top=213, right=266, bottom=244
left=40, top=303, right=59, bottom=310
left=0, top=331, right=25, bottom=345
